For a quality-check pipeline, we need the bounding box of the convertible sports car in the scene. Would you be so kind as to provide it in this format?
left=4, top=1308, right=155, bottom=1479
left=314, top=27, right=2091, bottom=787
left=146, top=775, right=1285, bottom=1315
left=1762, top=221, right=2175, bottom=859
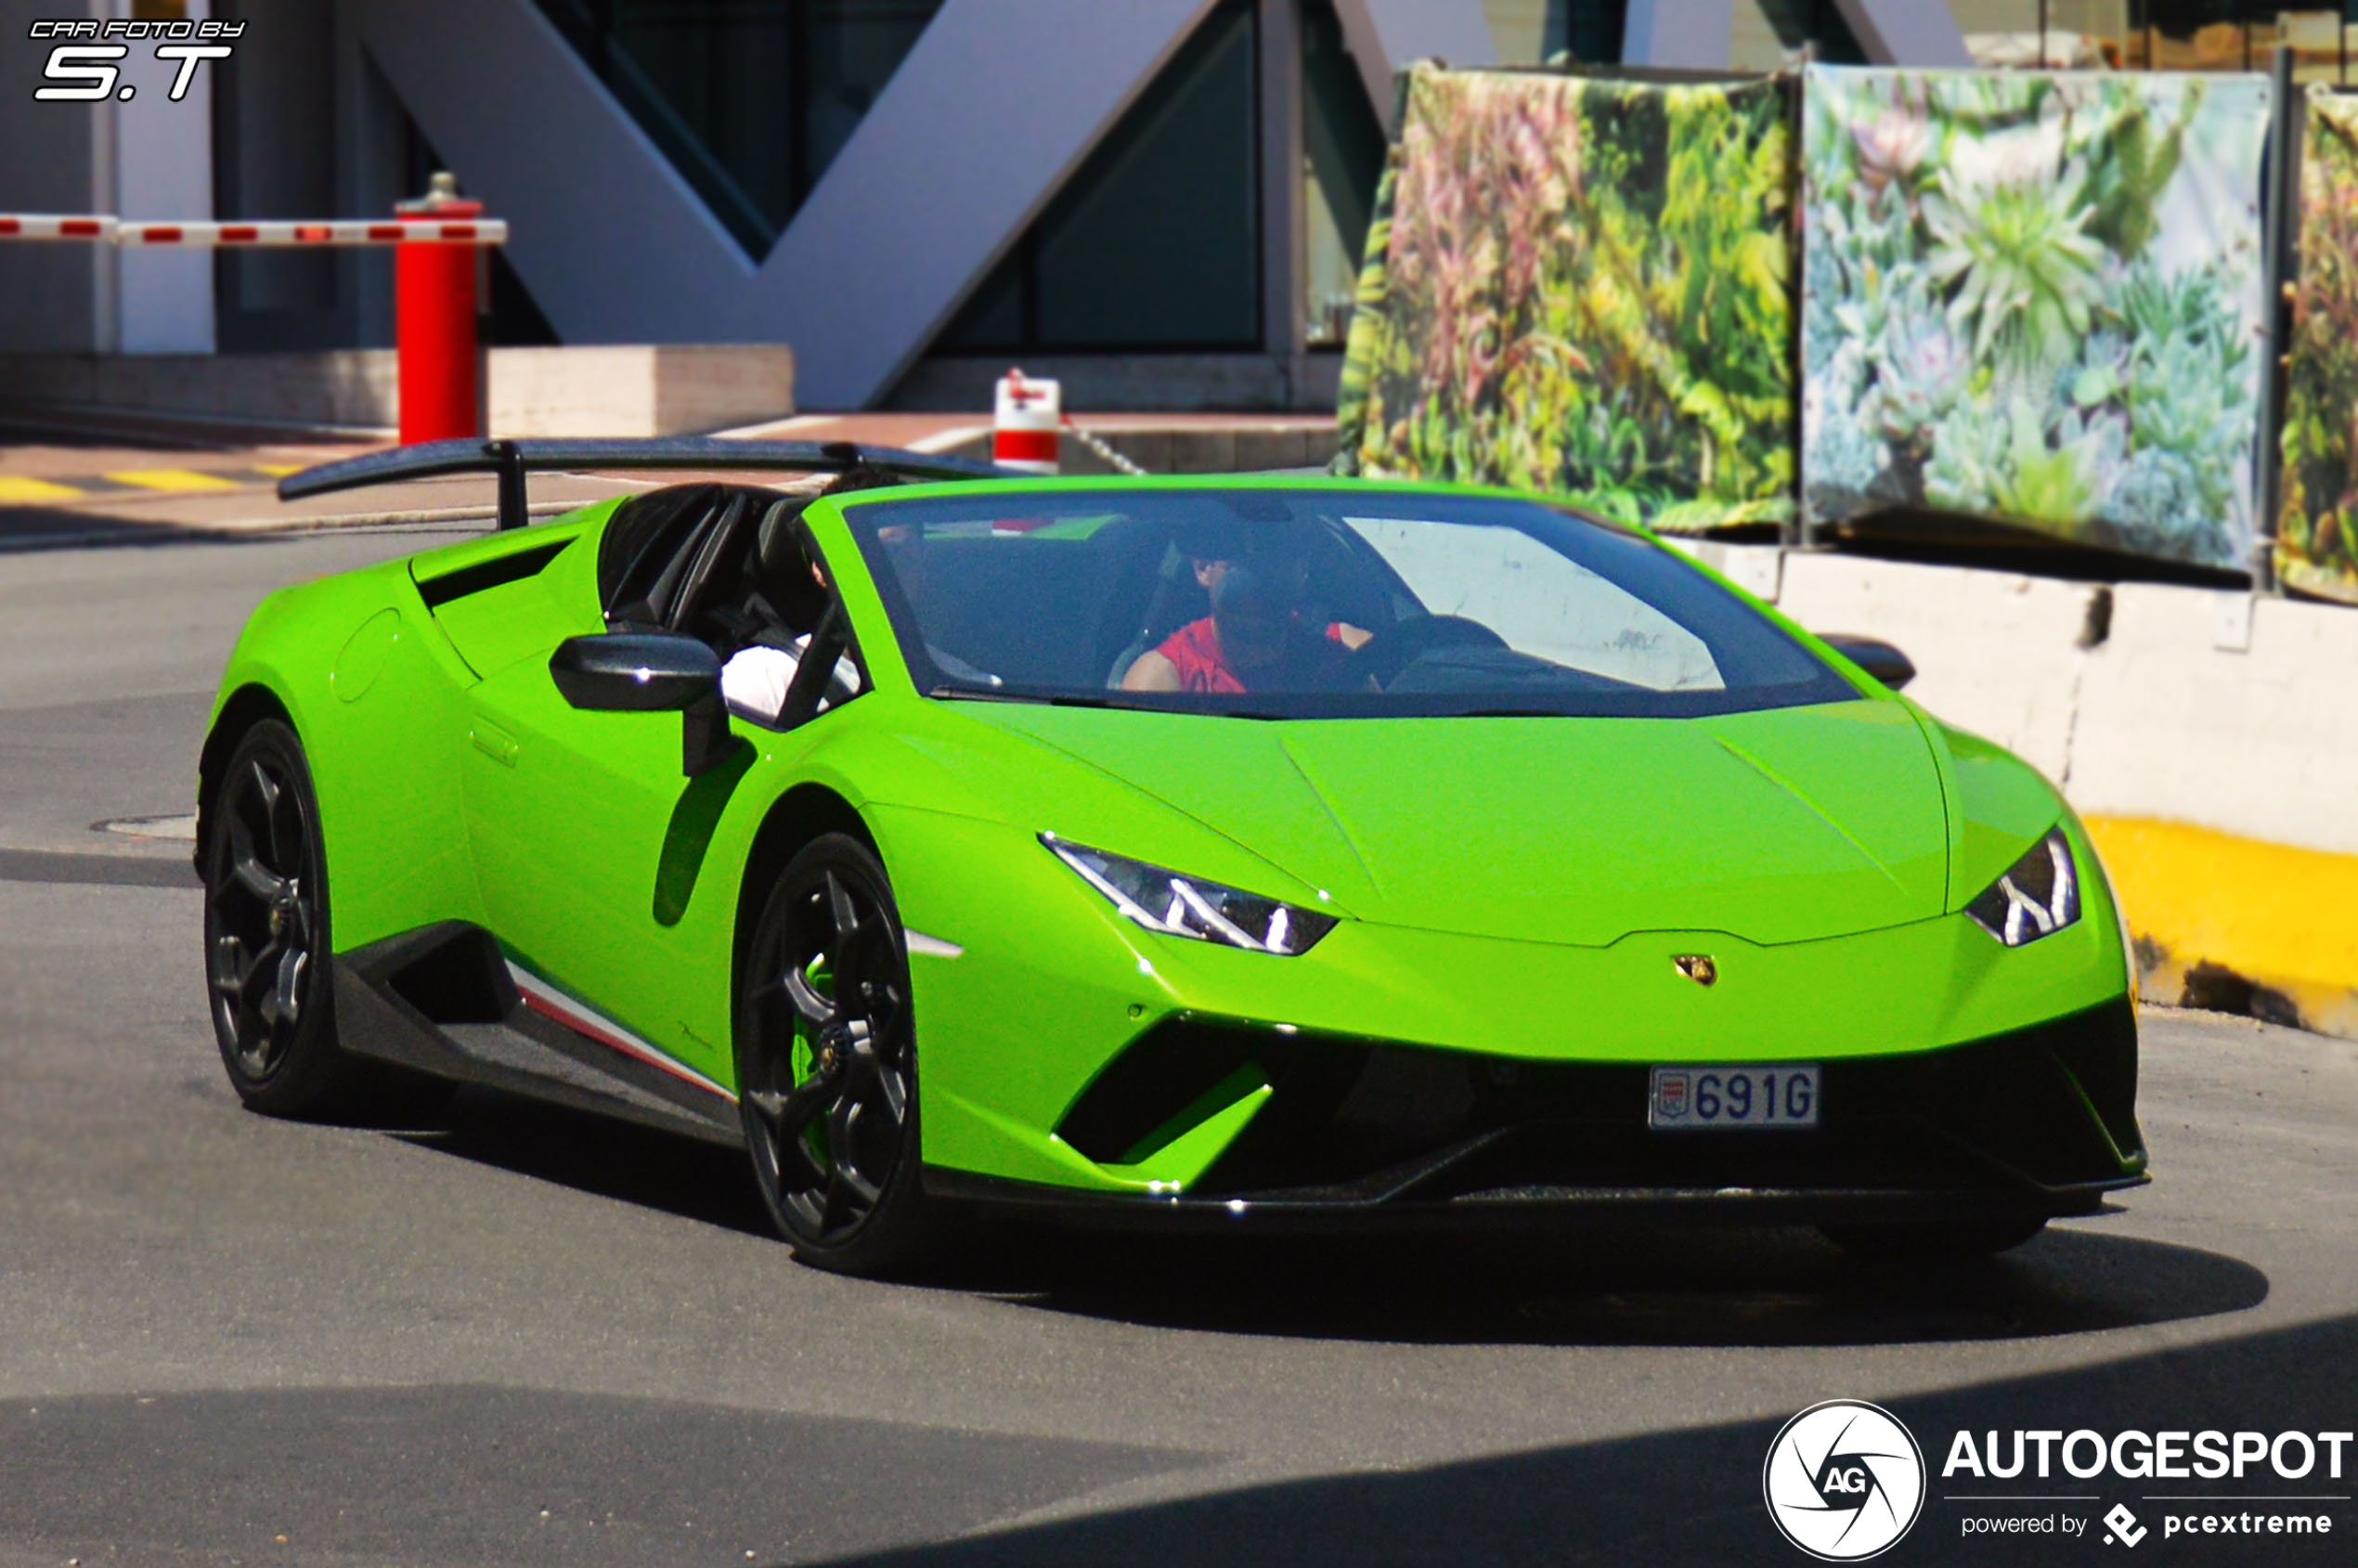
left=199, top=439, right=2144, bottom=1274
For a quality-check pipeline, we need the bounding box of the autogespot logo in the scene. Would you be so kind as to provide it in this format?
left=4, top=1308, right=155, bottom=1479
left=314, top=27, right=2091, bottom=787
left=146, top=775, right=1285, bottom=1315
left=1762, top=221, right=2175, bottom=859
left=1764, top=1400, right=1928, bottom=1561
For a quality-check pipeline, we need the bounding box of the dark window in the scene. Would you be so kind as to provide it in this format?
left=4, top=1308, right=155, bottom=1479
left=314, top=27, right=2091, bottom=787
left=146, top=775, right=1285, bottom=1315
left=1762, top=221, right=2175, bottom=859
left=535, top=0, right=944, bottom=257
left=1543, top=0, right=1865, bottom=65
left=935, top=0, right=1263, bottom=354
left=1748, top=0, right=1867, bottom=64
left=1548, top=0, right=1630, bottom=63
left=1302, top=0, right=1387, bottom=345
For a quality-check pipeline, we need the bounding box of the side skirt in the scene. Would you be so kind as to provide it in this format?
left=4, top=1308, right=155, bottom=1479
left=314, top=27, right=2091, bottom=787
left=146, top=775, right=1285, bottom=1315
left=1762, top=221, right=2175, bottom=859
left=332, top=922, right=744, bottom=1147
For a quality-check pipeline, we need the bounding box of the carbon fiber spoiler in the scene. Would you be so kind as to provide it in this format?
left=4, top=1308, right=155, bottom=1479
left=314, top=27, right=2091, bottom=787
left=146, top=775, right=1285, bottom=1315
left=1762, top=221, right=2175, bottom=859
left=277, top=436, right=1011, bottom=531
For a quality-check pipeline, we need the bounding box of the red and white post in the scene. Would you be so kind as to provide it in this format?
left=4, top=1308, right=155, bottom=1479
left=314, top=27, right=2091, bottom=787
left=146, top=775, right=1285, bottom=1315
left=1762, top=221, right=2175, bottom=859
left=395, top=173, right=484, bottom=446
left=4, top=198, right=507, bottom=448
left=992, top=368, right=1062, bottom=473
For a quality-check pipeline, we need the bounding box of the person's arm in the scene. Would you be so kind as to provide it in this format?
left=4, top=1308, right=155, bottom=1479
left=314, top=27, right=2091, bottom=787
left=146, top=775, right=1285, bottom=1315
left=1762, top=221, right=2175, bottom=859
left=720, top=644, right=800, bottom=725
left=1121, top=650, right=1183, bottom=692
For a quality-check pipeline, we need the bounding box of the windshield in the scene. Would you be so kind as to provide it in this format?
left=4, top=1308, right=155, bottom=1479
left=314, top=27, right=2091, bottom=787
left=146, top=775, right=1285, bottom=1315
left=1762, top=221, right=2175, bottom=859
left=844, top=488, right=1855, bottom=719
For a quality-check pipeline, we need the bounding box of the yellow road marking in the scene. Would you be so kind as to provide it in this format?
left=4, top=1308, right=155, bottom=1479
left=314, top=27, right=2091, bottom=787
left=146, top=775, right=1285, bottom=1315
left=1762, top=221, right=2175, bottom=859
left=0, top=475, right=87, bottom=503
left=254, top=463, right=304, bottom=476
left=2087, top=815, right=2358, bottom=1038
left=105, top=468, right=245, bottom=492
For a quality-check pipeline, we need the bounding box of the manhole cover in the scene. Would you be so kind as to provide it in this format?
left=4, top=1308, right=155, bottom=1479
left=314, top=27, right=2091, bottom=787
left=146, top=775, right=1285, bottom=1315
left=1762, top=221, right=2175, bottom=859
left=96, top=812, right=198, bottom=841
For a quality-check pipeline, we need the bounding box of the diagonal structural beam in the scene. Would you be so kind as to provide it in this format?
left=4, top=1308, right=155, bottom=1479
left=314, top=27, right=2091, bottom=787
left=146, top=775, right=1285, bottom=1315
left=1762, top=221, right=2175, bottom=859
left=1329, top=0, right=1496, bottom=127
left=356, top=0, right=1215, bottom=408
left=1831, top=0, right=1972, bottom=66
left=741, top=0, right=1215, bottom=409
left=356, top=0, right=746, bottom=342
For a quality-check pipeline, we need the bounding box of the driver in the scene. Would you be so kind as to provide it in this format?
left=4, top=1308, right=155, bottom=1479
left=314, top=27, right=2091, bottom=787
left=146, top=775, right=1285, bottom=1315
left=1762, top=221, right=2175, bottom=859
left=1121, top=551, right=1370, bottom=694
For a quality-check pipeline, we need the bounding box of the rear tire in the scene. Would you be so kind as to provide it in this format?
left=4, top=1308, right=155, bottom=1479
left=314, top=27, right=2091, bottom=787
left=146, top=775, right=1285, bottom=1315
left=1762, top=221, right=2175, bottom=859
left=201, top=719, right=447, bottom=1122
left=1821, top=1214, right=2048, bottom=1262
left=737, top=833, right=936, bottom=1276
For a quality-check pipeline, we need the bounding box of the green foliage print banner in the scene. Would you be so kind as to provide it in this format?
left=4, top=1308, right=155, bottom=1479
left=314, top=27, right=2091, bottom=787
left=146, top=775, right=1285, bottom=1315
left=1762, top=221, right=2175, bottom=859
left=2279, top=88, right=2358, bottom=605
left=1801, top=66, right=2269, bottom=571
left=1333, top=67, right=1796, bottom=534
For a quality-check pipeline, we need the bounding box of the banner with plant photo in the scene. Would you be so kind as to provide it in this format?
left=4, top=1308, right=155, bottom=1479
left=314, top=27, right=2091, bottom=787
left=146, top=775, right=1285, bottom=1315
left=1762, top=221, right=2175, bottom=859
left=1801, top=66, right=2269, bottom=571
left=1333, top=66, right=1795, bottom=533
left=2278, top=88, right=2358, bottom=605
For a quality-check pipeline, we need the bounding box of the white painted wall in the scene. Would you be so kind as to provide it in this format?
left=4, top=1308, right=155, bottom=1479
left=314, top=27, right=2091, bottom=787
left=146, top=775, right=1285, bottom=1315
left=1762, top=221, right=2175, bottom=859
left=0, top=0, right=216, bottom=354
left=1623, top=0, right=1735, bottom=69
left=108, top=0, right=215, bottom=356
left=1772, top=552, right=2100, bottom=785
left=1735, top=549, right=2358, bottom=861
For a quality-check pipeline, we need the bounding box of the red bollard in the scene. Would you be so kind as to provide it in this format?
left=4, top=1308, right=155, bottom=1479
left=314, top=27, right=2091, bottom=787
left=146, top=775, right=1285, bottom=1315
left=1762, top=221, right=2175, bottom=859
left=395, top=173, right=483, bottom=446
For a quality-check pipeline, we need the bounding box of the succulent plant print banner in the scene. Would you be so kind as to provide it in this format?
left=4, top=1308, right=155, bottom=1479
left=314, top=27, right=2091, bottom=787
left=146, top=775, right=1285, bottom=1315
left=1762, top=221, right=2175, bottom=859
left=2278, top=89, right=2358, bottom=605
left=1801, top=66, right=2270, bottom=571
left=1334, top=67, right=1796, bottom=533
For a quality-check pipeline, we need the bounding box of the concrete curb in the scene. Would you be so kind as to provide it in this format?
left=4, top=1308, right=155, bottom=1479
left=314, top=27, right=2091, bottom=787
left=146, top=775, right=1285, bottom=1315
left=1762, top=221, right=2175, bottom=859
left=1704, top=542, right=2358, bottom=1041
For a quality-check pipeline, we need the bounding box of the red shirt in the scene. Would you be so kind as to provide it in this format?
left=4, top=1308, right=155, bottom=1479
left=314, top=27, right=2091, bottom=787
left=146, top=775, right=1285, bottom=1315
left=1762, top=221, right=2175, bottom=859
left=1152, top=616, right=1346, bottom=693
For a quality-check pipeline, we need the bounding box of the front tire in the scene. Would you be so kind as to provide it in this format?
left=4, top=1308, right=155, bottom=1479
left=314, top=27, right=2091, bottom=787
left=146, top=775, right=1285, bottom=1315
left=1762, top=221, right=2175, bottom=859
left=738, top=833, right=935, bottom=1275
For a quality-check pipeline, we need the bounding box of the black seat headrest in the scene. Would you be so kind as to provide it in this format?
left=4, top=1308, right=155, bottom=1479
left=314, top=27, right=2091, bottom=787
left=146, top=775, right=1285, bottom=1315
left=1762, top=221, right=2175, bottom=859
left=756, top=497, right=829, bottom=630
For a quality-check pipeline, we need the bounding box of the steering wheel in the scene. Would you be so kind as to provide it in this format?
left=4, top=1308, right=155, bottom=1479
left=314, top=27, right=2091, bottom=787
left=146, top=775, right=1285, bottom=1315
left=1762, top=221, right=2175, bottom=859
left=1345, top=614, right=1509, bottom=691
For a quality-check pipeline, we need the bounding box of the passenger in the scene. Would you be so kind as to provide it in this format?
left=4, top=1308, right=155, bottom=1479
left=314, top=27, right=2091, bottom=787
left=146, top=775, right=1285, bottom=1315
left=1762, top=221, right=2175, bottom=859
left=1121, top=553, right=1370, bottom=694
left=720, top=463, right=900, bottom=724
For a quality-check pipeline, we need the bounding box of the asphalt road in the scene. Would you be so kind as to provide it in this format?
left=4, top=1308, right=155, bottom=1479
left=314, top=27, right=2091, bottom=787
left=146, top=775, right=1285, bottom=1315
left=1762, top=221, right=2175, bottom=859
left=2, top=525, right=2354, bottom=1567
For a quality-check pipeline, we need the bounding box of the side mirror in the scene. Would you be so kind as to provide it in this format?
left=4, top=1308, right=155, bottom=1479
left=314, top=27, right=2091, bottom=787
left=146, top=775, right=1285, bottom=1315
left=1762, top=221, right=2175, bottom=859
left=550, top=633, right=738, bottom=775
left=1817, top=634, right=1916, bottom=692
left=551, top=632, right=720, bottom=710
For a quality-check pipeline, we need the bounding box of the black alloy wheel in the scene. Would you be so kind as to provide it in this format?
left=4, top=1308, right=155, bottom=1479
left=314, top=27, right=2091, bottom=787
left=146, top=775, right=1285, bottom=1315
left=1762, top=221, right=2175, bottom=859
left=202, top=720, right=361, bottom=1116
left=739, top=833, right=935, bottom=1274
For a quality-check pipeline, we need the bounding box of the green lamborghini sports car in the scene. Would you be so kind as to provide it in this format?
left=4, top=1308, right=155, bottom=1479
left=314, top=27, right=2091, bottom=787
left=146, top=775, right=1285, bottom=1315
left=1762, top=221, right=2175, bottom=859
left=198, top=438, right=2144, bottom=1274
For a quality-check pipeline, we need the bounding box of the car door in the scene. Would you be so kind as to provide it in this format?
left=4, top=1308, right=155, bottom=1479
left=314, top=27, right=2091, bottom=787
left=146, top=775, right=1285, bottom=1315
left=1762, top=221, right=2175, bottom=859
left=456, top=491, right=854, bottom=1090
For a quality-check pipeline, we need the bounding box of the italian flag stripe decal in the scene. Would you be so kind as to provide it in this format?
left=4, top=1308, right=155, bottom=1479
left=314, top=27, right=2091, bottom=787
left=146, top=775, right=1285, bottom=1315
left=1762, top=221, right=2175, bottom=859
left=504, top=961, right=734, bottom=1102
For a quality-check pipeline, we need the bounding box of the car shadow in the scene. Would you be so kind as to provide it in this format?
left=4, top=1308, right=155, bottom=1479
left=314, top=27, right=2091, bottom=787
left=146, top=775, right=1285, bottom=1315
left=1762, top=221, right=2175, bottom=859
left=956, top=1223, right=2269, bottom=1348
left=393, top=1084, right=773, bottom=1239
left=800, top=1312, right=2358, bottom=1568
left=388, top=1089, right=2267, bottom=1349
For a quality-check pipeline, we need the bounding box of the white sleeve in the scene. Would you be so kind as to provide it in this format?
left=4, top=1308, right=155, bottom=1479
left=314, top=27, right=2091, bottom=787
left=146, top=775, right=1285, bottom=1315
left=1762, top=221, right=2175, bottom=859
left=789, top=632, right=862, bottom=709
left=720, top=644, right=800, bottom=725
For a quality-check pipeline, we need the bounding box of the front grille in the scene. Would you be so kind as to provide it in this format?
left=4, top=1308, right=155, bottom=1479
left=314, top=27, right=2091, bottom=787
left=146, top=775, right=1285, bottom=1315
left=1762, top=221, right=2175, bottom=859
left=1052, top=998, right=2142, bottom=1202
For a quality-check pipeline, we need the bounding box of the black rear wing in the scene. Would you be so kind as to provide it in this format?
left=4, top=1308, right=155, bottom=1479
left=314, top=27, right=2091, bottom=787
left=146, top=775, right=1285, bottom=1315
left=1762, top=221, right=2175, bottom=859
left=277, top=436, right=1011, bottom=531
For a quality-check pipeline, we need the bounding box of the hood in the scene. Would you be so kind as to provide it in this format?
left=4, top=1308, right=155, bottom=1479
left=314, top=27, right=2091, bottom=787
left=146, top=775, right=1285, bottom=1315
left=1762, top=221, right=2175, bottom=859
left=957, top=699, right=1950, bottom=946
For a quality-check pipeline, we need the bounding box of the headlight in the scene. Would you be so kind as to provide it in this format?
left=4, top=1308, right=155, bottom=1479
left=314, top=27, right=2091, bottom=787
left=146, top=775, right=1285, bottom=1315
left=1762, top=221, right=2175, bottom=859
left=1043, top=836, right=1338, bottom=955
left=1965, top=826, right=2081, bottom=947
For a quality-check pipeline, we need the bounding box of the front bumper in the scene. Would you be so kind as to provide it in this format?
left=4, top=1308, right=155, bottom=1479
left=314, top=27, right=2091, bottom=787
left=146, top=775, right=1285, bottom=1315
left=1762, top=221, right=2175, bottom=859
left=922, top=996, right=2144, bottom=1228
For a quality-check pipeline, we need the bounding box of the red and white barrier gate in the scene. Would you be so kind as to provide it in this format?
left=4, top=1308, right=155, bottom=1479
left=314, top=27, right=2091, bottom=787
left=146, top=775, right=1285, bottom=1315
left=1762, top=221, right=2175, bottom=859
left=0, top=214, right=117, bottom=240
left=0, top=179, right=508, bottom=446
left=0, top=214, right=506, bottom=246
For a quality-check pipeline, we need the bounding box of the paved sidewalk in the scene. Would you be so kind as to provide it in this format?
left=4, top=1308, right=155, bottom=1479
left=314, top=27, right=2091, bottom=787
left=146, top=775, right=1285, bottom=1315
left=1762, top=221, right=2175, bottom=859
left=0, top=405, right=1342, bottom=550
left=0, top=460, right=306, bottom=505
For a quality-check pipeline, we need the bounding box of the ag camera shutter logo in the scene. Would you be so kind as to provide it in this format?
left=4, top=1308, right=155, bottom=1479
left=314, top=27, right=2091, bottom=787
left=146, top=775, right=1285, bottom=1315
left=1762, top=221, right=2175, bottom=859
left=1764, top=1399, right=1926, bottom=1561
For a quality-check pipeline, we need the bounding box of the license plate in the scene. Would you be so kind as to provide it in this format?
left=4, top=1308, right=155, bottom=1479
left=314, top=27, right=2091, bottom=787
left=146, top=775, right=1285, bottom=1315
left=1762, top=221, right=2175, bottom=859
left=1649, top=1064, right=1820, bottom=1129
